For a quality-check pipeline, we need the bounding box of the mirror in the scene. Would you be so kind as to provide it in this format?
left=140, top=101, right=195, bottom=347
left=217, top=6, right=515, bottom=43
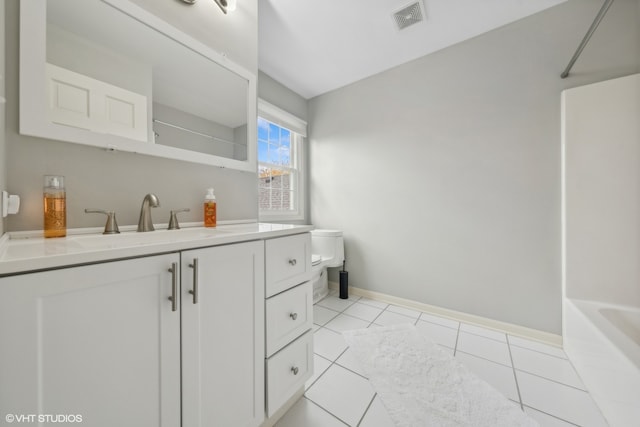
left=19, top=0, right=257, bottom=172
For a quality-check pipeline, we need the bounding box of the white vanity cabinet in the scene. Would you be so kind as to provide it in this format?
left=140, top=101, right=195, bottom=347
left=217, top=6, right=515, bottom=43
left=0, top=254, right=182, bottom=427
left=0, top=241, right=266, bottom=427
left=264, top=234, right=313, bottom=418
left=181, top=241, right=264, bottom=427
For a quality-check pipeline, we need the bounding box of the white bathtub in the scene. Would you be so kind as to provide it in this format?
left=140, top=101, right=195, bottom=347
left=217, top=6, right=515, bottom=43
left=563, top=299, right=640, bottom=427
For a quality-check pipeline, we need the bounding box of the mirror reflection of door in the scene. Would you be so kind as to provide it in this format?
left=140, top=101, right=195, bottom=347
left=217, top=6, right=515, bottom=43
left=46, top=0, right=248, bottom=161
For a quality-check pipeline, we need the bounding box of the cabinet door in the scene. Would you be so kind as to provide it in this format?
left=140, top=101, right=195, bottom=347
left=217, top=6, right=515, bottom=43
left=181, top=241, right=265, bottom=427
left=0, top=254, right=181, bottom=427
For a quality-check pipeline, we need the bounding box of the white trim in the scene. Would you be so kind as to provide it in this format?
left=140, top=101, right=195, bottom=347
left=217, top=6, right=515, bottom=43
left=258, top=99, right=307, bottom=137
left=328, top=282, right=563, bottom=347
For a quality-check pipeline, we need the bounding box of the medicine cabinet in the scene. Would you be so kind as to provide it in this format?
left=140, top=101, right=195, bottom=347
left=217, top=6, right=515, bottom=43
left=19, top=0, right=257, bottom=172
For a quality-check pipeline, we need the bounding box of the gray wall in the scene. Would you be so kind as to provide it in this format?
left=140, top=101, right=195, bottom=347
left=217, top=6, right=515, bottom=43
left=258, top=71, right=308, bottom=122
left=0, top=1, right=5, bottom=235
left=308, top=0, right=640, bottom=334
left=4, top=0, right=258, bottom=232
left=258, top=71, right=310, bottom=224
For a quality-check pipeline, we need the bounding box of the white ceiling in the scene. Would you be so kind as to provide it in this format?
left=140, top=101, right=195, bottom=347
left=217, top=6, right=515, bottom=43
left=259, top=0, right=567, bottom=99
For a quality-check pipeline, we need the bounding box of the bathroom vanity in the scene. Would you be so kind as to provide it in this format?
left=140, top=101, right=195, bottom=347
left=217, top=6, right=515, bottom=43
left=0, top=223, right=313, bottom=427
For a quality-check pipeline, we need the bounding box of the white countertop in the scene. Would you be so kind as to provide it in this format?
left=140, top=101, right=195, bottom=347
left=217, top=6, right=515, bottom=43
left=0, top=222, right=314, bottom=276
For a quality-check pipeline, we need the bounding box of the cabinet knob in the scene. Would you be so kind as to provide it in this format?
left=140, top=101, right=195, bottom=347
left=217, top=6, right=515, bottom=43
left=288, top=258, right=297, bottom=266
left=291, top=366, right=299, bottom=375
left=289, top=312, right=298, bottom=321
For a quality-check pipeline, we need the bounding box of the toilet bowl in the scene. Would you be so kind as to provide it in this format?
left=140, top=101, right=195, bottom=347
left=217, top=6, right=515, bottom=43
left=310, top=229, right=345, bottom=303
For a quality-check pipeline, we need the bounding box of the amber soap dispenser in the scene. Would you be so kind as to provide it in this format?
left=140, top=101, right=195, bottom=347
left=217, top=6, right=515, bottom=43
left=43, top=175, right=66, bottom=238
left=204, top=187, right=217, bottom=227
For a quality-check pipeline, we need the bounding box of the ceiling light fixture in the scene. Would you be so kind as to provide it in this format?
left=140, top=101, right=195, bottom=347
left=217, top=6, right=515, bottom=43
left=180, top=0, right=236, bottom=14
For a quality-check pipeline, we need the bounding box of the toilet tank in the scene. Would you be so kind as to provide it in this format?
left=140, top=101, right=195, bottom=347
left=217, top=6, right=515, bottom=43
left=311, top=229, right=344, bottom=268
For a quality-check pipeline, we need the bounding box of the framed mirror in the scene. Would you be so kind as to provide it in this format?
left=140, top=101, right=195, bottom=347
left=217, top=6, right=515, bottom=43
left=19, top=0, right=257, bottom=172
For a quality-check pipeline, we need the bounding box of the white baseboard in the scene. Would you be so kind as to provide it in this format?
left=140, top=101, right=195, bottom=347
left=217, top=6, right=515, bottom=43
left=328, top=281, right=562, bottom=347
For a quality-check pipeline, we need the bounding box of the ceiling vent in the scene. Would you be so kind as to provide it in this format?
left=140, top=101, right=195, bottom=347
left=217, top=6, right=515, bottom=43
left=392, top=2, right=424, bottom=31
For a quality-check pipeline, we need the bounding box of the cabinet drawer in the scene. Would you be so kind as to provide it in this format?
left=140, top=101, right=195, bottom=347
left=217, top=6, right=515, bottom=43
left=265, top=233, right=311, bottom=297
left=266, top=282, right=312, bottom=357
left=266, top=330, right=313, bottom=417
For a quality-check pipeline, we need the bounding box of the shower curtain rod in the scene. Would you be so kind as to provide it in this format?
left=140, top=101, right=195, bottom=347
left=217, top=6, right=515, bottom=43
left=561, top=0, right=614, bottom=79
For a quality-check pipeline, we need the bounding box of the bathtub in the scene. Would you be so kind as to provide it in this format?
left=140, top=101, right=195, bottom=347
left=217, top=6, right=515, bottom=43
left=563, top=299, right=640, bottom=427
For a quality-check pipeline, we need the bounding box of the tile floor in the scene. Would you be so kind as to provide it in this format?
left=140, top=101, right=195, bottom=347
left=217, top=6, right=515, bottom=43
left=275, top=291, right=609, bottom=427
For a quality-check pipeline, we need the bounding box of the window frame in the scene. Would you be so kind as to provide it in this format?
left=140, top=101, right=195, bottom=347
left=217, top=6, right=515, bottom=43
left=257, top=100, right=307, bottom=222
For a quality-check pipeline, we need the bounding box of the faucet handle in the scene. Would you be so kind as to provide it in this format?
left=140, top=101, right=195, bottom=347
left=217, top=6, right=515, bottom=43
left=85, top=209, right=120, bottom=234
left=168, top=208, right=190, bottom=230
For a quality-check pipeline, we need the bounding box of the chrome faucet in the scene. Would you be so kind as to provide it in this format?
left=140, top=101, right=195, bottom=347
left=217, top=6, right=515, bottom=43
left=137, top=193, right=160, bottom=232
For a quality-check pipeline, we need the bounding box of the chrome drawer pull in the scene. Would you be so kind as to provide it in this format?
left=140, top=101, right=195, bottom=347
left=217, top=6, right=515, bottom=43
left=291, top=366, right=299, bottom=375
left=168, top=262, right=178, bottom=312
left=188, top=258, right=199, bottom=304
left=289, top=312, right=298, bottom=321
left=288, top=258, right=297, bottom=266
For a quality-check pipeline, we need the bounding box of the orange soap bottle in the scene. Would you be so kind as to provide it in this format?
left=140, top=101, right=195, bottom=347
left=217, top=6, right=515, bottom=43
left=204, top=188, right=217, bottom=228
left=43, top=175, right=66, bottom=238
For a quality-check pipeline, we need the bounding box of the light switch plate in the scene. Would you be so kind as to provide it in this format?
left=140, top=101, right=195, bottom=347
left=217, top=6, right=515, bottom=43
left=2, top=191, right=20, bottom=217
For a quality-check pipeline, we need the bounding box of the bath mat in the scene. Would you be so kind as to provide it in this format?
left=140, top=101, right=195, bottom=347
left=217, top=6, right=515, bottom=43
left=343, top=324, right=538, bottom=427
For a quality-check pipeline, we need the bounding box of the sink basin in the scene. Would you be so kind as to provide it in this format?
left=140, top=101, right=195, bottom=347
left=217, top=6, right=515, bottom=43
left=72, top=228, right=231, bottom=250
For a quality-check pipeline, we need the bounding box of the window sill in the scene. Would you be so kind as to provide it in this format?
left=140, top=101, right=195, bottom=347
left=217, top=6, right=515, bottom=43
left=259, top=211, right=305, bottom=222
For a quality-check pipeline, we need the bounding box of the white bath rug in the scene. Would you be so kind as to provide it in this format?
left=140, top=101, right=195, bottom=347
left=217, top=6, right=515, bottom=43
left=343, top=324, right=538, bottom=427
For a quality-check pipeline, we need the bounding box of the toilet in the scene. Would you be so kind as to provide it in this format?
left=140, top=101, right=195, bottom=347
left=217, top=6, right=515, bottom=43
left=310, top=229, right=345, bottom=303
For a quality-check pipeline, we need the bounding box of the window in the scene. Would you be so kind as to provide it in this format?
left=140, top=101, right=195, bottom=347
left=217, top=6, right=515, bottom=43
left=258, top=100, right=307, bottom=221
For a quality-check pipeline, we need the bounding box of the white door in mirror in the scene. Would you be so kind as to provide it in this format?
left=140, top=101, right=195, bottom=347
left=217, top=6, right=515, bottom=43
left=46, top=64, right=148, bottom=142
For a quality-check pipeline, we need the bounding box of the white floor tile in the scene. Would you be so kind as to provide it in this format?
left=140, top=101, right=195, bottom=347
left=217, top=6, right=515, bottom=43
left=517, top=370, right=609, bottom=427
left=438, top=345, right=456, bottom=356
left=302, top=298, right=606, bottom=427
left=324, top=313, right=371, bottom=333
left=358, top=395, right=395, bottom=427
left=415, top=319, right=458, bottom=349
left=524, top=406, right=580, bottom=427
left=305, top=364, right=375, bottom=426
left=373, top=311, right=417, bottom=327
left=306, top=354, right=332, bottom=390
left=508, top=335, right=567, bottom=359
left=456, top=331, right=512, bottom=366
left=335, top=347, right=367, bottom=378
left=313, top=327, right=348, bottom=361
left=418, top=312, right=460, bottom=329
left=455, top=351, right=520, bottom=401
left=356, top=298, right=389, bottom=310
left=275, top=397, right=347, bottom=427
left=317, top=295, right=358, bottom=312
left=386, top=304, right=421, bottom=319
left=460, top=323, right=507, bottom=342
left=314, top=305, right=340, bottom=326
left=343, top=302, right=385, bottom=322
left=511, top=346, right=585, bottom=390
